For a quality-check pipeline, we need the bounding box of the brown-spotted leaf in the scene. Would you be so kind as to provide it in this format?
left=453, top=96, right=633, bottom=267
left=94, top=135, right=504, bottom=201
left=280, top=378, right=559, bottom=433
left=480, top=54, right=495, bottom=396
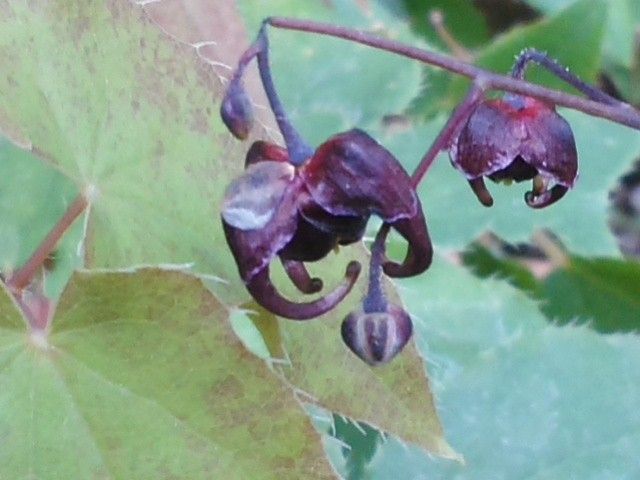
left=0, top=0, right=453, bottom=467
left=0, top=269, right=334, bottom=479
left=0, top=0, right=250, bottom=281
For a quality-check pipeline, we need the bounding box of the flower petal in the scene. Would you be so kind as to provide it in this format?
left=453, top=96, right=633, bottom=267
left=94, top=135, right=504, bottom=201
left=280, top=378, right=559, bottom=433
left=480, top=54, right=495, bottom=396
left=452, top=95, right=578, bottom=187
left=246, top=261, right=362, bottom=320
left=300, top=129, right=417, bottom=222
left=383, top=207, right=433, bottom=278
left=517, top=100, right=578, bottom=187
left=221, top=160, right=295, bottom=231
left=450, top=99, right=524, bottom=179
left=468, top=177, right=494, bottom=207
left=222, top=178, right=301, bottom=281
left=278, top=212, right=341, bottom=262
left=281, top=259, right=323, bottom=294
left=299, top=202, right=368, bottom=246
left=525, top=184, right=569, bottom=208
left=244, top=140, right=290, bottom=168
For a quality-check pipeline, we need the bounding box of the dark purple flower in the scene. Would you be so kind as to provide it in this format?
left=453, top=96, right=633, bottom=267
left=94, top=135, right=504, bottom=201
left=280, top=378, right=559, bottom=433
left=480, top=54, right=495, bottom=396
left=221, top=129, right=432, bottom=320
left=450, top=94, right=578, bottom=208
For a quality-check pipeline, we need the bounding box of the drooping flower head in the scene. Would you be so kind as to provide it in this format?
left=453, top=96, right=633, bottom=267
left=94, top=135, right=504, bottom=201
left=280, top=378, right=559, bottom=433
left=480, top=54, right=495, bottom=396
left=450, top=93, right=578, bottom=208
left=221, top=129, right=432, bottom=320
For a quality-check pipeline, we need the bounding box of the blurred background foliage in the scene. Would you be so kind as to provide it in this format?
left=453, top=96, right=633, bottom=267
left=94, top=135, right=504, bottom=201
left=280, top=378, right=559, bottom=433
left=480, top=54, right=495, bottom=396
left=1, top=0, right=640, bottom=478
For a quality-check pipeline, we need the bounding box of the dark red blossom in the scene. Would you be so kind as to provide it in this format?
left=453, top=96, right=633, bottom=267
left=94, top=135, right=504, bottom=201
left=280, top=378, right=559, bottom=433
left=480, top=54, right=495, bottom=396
left=221, top=129, right=432, bottom=320
left=450, top=94, right=578, bottom=208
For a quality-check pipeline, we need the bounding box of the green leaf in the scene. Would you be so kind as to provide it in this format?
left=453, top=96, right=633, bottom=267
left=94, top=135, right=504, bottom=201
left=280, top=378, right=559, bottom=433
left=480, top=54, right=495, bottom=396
left=280, top=323, right=458, bottom=460
left=0, top=269, right=335, bottom=479
left=331, top=256, right=640, bottom=478
left=330, top=414, right=382, bottom=480
left=526, top=0, right=640, bottom=106
left=381, top=109, right=640, bottom=255
left=541, top=257, right=640, bottom=331
left=605, top=61, right=640, bottom=105
left=383, top=0, right=490, bottom=121
left=461, top=241, right=540, bottom=294
left=237, top=0, right=424, bottom=144
left=399, top=0, right=490, bottom=49
left=524, top=0, right=575, bottom=11
left=0, top=0, right=245, bottom=280
left=474, top=0, right=605, bottom=88
left=464, top=241, right=640, bottom=333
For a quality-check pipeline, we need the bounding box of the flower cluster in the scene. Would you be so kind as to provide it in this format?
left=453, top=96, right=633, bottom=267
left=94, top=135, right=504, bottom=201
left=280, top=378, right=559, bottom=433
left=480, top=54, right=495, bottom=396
left=221, top=129, right=431, bottom=360
left=219, top=23, right=582, bottom=366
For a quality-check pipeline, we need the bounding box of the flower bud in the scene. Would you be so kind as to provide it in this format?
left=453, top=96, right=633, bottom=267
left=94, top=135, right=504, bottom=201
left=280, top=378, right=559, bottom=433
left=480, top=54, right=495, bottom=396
left=341, top=304, right=413, bottom=366
left=220, top=80, right=254, bottom=140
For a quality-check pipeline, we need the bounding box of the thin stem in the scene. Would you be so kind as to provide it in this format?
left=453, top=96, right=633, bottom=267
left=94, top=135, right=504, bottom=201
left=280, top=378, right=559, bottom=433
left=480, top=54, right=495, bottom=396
left=362, top=224, right=390, bottom=314
left=511, top=48, right=619, bottom=105
left=429, top=9, right=473, bottom=62
left=232, top=38, right=263, bottom=81
left=266, top=17, right=640, bottom=130
left=411, top=82, right=485, bottom=187
left=230, top=25, right=314, bottom=164
left=254, top=23, right=314, bottom=165
left=266, top=17, right=478, bottom=80
left=8, top=194, right=88, bottom=291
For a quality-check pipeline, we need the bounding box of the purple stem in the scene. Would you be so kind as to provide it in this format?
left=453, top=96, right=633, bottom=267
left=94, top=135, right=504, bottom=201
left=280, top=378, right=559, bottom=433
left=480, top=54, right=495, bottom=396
left=232, top=38, right=262, bottom=82
left=265, top=17, right=640, bottom=131
left=231, top=25, right=314, bottom=165
left=362, top=224, right=390, bottom=314
left=254, top=23, right=314, bottom=165
left=411, top=82, right=485, bottom=187
left=511, top=48, right=619, bottom=105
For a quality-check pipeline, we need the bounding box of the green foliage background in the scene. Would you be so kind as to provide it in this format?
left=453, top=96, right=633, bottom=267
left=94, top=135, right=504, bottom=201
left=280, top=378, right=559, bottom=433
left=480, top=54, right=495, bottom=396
left=0, top=0, right=639, bottom=478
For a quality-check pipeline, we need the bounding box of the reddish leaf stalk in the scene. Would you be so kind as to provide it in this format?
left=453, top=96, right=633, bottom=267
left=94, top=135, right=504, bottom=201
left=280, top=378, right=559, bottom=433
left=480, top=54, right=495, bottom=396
left=266, top=17, right=640, bottom=131
left=410, top=82, right=485, bottom=187
left=8, top=193, right=88, bottom=291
